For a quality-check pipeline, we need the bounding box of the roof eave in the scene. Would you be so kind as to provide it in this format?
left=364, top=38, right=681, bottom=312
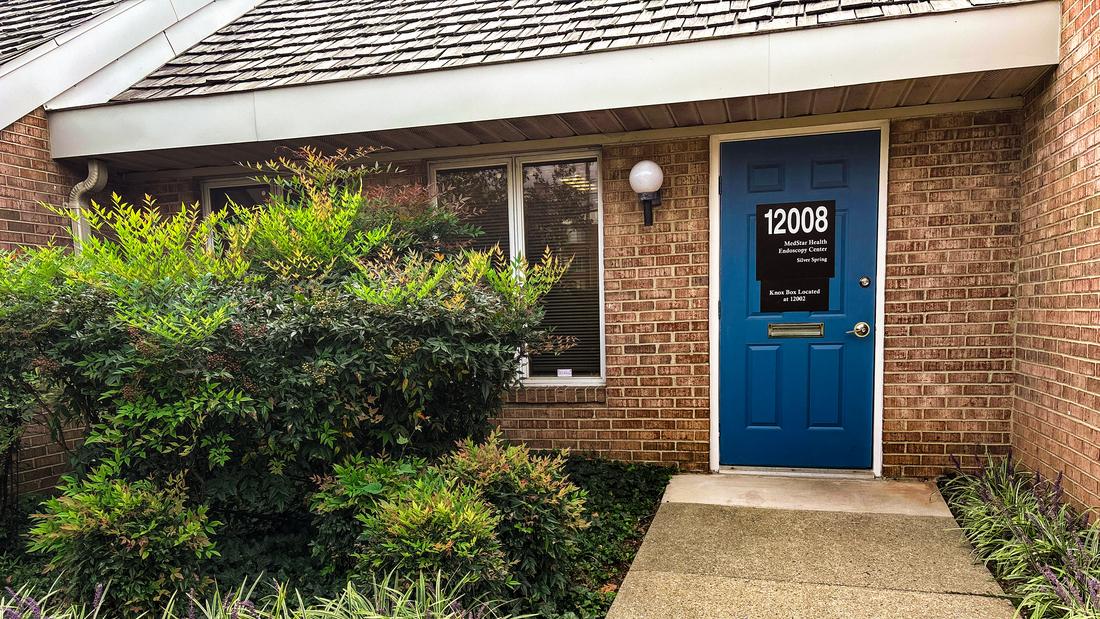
left=0, top=0, right=262, bottom=131
left=48, top=1, right=1062, bottom=160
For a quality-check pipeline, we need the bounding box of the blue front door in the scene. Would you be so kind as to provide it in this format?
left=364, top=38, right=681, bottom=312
left=719, top=130, right=880, bottom=469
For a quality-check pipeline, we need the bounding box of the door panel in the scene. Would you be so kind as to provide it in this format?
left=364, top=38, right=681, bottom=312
left=746, top=345, right=780, bottom=427
left=719, top=130, right=880, bottom=469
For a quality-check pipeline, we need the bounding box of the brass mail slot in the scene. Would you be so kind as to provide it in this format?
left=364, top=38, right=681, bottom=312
left=768, top=322, right=824, bottom=338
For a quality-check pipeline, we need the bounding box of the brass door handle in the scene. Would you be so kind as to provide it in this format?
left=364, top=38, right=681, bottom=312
left=847, top=321, right=871, bottom=338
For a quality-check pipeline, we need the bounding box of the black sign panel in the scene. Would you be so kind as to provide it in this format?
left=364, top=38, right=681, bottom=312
left=760, top=279, right=830, bottom=313
left=755, top=200, right=836, bottom=281
left=756, top=201, right=836, bottom=312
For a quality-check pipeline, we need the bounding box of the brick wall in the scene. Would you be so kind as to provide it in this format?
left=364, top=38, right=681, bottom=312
left=1013, top=0, right=1100, bottom=506
left=15, top=425, right=84, bottom=494
left=0, top=109, right=77, bottom=250
left=364, top=131, right=1025, bottom=475
left=497, top=138, right=712, bottom=470
left=1, top=109, right=82, bottom=494
left=882, top=111, right=1022, bottom=478
left=16, top=111, right=1090, bottom=486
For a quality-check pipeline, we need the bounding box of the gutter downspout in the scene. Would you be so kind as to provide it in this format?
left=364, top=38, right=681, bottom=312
left=66, top=159, right=107, bottom=251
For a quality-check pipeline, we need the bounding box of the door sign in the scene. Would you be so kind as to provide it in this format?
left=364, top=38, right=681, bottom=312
left=760, top=279, right=829, bottom=312
left=756, top=200, right=835, bottom=311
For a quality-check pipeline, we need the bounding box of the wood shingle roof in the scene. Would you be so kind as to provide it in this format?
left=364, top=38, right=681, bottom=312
left=0, top=0, right=126, bottom=65
left=107, top=0, right=1029, bottom=101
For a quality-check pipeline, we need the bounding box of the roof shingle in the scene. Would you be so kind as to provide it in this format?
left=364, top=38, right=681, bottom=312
left=114, top=0, right=1028, bottom=102
left=0, top=0, right=126, bottom=66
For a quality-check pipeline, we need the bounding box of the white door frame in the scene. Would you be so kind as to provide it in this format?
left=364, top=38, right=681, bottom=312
left=707, top=120, right=890, bottom=476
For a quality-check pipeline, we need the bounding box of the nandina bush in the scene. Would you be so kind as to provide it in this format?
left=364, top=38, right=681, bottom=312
left=27, top=463, right=219, bottom=612
left=0, top=147, right=570, bottom=601
left=442, top=432, right=587, bottom=609
left=309, top=454, right=432, bottom=575
left=309, top=434, right=589, bottom=609
left=309, top=453, right=515, bottom=595
left=353, top=475, right=511, bottom=594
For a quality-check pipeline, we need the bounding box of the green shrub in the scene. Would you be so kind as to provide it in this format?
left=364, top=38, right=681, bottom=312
left=310, top=455, right=431, bottom=575
left=354, top=475, right=511, bottom=593
left=0, top=147, right=566, bottom=520
left=442, top=433, right=587, bottom=608
left=0, top=147, right=579, bottom=609
left=27, top=465, right=219, bottom=611
left=557, top=457, right=674, bottom=618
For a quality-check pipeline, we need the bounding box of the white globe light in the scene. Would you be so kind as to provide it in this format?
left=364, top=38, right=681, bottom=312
left=629, top=160, right=664, bottom=194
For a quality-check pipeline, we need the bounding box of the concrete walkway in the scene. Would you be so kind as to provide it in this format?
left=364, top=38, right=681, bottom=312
left=607, top=474, right=1015, bottom=619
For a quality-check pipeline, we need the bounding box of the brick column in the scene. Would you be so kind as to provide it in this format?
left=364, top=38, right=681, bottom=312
left=1013, top=0, right=1100, bottom=507
left=883, top=111, right=1022, bottom=478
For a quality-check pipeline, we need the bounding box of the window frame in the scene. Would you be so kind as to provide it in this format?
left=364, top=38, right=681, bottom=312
left=428, top=150, right=606, bottom=387
left=200, top=176, right=273, bottom=220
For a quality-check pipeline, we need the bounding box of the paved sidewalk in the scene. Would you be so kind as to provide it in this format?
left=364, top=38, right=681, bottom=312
left=607, top=474, right=1015, bottom=619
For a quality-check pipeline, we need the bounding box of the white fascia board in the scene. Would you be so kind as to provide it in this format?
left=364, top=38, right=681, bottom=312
left=164, top=0, right=261, bottom=54
left=53, top=0, right=146, bottom=46
left=47, top=0, right=264, bottom=111
left=59, top=92, right=260, bottom=152
left=46, top=35, right=179, bottom=112
left=0, top=0, right=142, bottom=79
left=254, top=35, right=771, bottom=141
left=0, top=40, right=58, bottom=79
left=49, top=1, right=1062, bottom=159
left=171, top=0, right=220, bottom=15
left=0, top=0, right=184, bottom=129
left=768, top=1, right=1062, bottom=92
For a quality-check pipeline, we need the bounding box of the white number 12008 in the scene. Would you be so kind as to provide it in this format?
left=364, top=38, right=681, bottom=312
left=764, top=206, right=829, bottom=235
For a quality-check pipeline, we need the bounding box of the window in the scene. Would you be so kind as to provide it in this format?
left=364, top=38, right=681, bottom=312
left=434, top=165, right=510, bottom=253
left=431, top=153, right=604, bottom=384
left=201, top=178, right=270, bottom=220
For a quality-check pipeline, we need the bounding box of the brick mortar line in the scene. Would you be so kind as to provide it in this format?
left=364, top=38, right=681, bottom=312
left=1013, top=389, right=1100, bottom=433
left=1016, top=438, right=1100, bottom=487
left=1016, top=444, right=1100, bottom=490
left=1012, top=339, right=1100, bottom=364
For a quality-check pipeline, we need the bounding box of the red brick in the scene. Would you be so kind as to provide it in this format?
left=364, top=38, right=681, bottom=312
left=0, top=109, right=77, bottom=251
left=1012, top=0, right=1100, bottom=509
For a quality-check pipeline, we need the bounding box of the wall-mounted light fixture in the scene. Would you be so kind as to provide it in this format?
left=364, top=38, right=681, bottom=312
left=629, top=160, right=663, bottom=227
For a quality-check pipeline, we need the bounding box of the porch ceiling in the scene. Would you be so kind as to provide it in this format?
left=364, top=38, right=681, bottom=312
left=99, top=66, right=1047, bottom=175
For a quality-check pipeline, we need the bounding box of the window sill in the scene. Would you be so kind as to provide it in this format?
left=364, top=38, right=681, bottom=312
left=505, top=384, right=607, bottom=404
left=521, top=377, right=605, bottom=387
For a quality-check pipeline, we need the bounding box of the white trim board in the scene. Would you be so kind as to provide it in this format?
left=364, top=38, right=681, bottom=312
left=707, top=120, right=890, bottom=476
left=0, top=0, right=263, bottom=131
left=46, top=0, right=264, bottom=112
left=47, top=1, right=1060, bottom=159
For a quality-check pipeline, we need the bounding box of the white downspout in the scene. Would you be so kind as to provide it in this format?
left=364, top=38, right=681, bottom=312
left=65, top=159, right=107, bottom=251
